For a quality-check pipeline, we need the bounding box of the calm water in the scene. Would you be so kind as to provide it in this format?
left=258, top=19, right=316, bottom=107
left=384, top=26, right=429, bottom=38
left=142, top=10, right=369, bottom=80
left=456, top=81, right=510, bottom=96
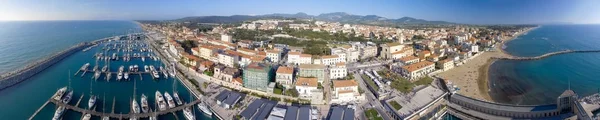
left=0, top=21, right=213, bottom=120
left=489, top=25, right=600, bottom=105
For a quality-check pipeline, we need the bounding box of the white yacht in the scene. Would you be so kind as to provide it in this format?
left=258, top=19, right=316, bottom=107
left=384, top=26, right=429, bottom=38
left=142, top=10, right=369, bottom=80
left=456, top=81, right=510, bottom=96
left=52, top=106, right=65, bottom=120
left=117, top=66, right=124, bottom=80
left=101, top=65, right=108, bottom=72
left=173, top=92, right=183, bottom=105
left=102, top=116, right=109, bottom=120
left=183, top=107, right=195, bottom=120
left=144, top=65, right=149, bottom=72
left=124, top=72, right=129, bottom=80
left=88, top=95, right=96, bottom=109
left=106, top=73, right=111, bottom=82
left=151, top=66, right=159, bottom=79
left=141, top=94, right=149, bottom=113
left=133, top=65, right=139, bottom=72
left=155, top=91, right=167, bottom=111
left=198, top=102, right=213, bottom=116
left=164, top=92, right=175, bottom=108
left=93, top=65, right=99, bottom=72
left=94, top=71, right=101, bottom=81
left=62, top=91, right=73, bottom=103
left=132, top=99, right=140, bottom=114
left=81, top=63, right=90, bottom=71
left=141, top=57, right=145, bottom=62
left=53, top=87, right=68, bottom=101
left=81, top=113, right=91, bottom=120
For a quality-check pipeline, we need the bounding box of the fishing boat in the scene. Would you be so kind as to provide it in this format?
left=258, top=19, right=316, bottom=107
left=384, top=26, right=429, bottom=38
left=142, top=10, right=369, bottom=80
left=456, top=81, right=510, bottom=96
left=81, top=113, right=91, bottom=120
left=155, top=91, right=167, bottom=111
left=52, top=106, right=65, bottom=120
left=183, top=107, right=195, bottom=120
left=173, top=92, right=183, bottom=105
left=198, top=102, right=213, bottom=116
left=62, top=91, right=73, bottom=103
left=164, top=92, right=175, bottom=108
left=53, top=87, right=68, bottom=101
left=141, top=94, right=149, bottom=113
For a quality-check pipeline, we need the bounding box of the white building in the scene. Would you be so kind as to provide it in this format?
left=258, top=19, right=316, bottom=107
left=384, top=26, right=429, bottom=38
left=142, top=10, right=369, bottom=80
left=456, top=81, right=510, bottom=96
left=331, top=80, right=363, bottom=104
left=221, top=34, right=232, bottom=43
left=321, top=55, right=343, bottom=66
left=287, top=52, right=314, bottom=65
left=295, top=77, right=319, bottom=99
left=329, top=62, right=347, bottom=79
left=217, top=51, right=239, bottom=68
left=276, top=66, right=294, bottom=89
left=397, top=61, right=435, bottom=80
left=266, top=50, right=281, bottom=63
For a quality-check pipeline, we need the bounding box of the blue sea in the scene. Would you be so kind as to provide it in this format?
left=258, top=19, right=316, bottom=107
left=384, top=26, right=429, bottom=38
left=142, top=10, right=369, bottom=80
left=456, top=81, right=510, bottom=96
left=489, top=25, right=600, bottom=105
left=0, top=21, right=214, bottom=120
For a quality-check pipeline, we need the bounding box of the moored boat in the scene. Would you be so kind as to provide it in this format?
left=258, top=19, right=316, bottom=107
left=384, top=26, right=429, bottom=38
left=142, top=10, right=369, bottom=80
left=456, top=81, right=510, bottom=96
left=155, top=91, right=167, bottom=111
left=141, top=94, right=149, bottom=113
left=132, top=99, right=140, bottom=113
left=53, top=87, right=68, bottom=101
left=198, top=102, right=213, bottom=116
left=164, top=92, right=175, bottom=108
left=62, top=91, right=73, bottom=103
left=183, top=106, right=195, bottom=120
left=52, top=106, right=65, bottom=120
left=81, top=113, right=91, bottom=120
left=173, top=92, right=183, bottom=105
left=88, top=95, right=96, bottom=109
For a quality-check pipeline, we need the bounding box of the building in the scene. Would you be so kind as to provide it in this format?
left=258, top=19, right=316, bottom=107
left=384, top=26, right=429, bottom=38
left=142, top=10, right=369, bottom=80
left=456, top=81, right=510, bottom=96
left=214, top=65, right=241, bottom=82
left=266, top=50, right=281, bottom=63
left=199, top=45, right=216, bottom=60
left=215, top=90, right=245, bottom=109
left=221, top=34, right=232, bottom=43
left=330, top=62, right=347, bottom=80
left=298, top=64, right=326, bottom=83
left=243, top=63, right=274, bottom=92
left=384, top=86, right=446, bottom=120
left=436, top=59, right=454, bottom=71
left=321, top=55, right=343, bottom=66
left=360, top=45, right=378, bottom=59
left=217, top=51, right=239, bottom=68
left=331, top=80, right=362, bottom=104
left=275, top=66, right=294, bottom=89
left=295, top=77, right=319, bottom=99
left=182, top=54, right=200, bottom=67
left=399, top=56, right=419, bottom=65
left=380, top=42, right=405, bottom=59
left=396, top=61, right=435, bottom=80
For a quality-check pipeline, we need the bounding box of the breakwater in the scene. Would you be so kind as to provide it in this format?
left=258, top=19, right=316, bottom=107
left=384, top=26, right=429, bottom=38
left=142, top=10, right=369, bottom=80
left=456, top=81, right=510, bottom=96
left=0, top=37, right=116, bottom=90
left=493, top=50, right=600, bottom=60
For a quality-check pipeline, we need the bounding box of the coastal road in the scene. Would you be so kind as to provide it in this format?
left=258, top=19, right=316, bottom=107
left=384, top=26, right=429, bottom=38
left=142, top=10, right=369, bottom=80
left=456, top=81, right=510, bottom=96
left=353, top=73, right=392, bottom=120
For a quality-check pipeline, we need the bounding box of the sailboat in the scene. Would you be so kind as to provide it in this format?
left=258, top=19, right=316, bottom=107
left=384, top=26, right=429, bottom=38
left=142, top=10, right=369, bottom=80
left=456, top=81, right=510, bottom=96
left=88, top=81, right=96, bottom=109
left=183, top=91, right=195, bottom=120
left=131, top=79, right=140, bottom=114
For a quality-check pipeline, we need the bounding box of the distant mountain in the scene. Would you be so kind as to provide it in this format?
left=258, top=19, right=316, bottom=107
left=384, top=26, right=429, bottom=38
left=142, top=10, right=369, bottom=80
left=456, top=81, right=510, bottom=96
left=173, top=12, right=455, bottom=25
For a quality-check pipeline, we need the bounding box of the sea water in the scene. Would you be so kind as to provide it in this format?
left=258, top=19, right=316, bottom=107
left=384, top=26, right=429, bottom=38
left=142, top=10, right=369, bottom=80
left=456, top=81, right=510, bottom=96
left=489, top=25, right=600, bottom=105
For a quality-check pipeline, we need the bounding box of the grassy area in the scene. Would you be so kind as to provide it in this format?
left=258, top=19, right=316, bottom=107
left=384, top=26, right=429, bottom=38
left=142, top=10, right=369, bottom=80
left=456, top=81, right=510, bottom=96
left=388, top=101, right=403, bottom=110
left=361, top=75, right=379, bottom=91
left=364, top=108, right=384, bottom=120
left=379, top=70, right=434, bottom=93
left=273, top=88, right=283, bottom=95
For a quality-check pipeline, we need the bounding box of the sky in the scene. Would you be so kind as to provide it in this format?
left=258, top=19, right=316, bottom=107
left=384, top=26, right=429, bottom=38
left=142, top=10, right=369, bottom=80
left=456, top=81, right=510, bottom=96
left=1, top=0, right=600, bottom=24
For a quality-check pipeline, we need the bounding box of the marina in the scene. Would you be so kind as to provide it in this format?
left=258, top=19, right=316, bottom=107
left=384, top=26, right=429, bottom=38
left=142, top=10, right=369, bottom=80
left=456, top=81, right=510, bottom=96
left=21, top=33, right=214, bottom=120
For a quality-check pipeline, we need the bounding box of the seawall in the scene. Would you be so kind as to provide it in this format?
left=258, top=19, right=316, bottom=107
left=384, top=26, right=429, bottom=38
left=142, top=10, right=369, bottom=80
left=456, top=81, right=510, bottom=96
left=0, top=37, right=115, bottom=90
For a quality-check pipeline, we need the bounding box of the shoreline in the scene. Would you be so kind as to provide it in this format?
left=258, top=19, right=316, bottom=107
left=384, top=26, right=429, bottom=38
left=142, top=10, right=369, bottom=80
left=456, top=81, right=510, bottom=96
left=437, top=26, right=539, bottom=102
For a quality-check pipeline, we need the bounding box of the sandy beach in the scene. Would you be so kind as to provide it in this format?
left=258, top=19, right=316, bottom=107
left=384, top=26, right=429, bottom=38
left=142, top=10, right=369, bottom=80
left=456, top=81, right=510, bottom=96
left=437, top=27, right=537, bottom=101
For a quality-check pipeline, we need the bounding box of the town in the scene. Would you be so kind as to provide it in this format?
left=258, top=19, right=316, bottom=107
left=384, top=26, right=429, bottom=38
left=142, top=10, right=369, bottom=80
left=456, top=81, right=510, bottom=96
left=139, top=19, right=534, bottom=120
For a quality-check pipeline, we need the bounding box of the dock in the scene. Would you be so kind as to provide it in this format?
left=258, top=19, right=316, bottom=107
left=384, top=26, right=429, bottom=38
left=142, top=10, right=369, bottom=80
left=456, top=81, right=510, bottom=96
left=75, top=93, right=85, bottom=107
left=493, top=50, right=600, bottom=60
left=28, top=100, right=50, bottom=120
left=48, top=98, right=201, bottom=119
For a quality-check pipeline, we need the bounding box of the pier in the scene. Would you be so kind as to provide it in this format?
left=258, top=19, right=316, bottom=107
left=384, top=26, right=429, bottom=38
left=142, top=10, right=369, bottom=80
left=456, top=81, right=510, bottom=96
left=493, top=50, right=600, bottom=60
left=46, top=98, right=201, bottom=119
left=28, top=100, right=50, bottom=120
